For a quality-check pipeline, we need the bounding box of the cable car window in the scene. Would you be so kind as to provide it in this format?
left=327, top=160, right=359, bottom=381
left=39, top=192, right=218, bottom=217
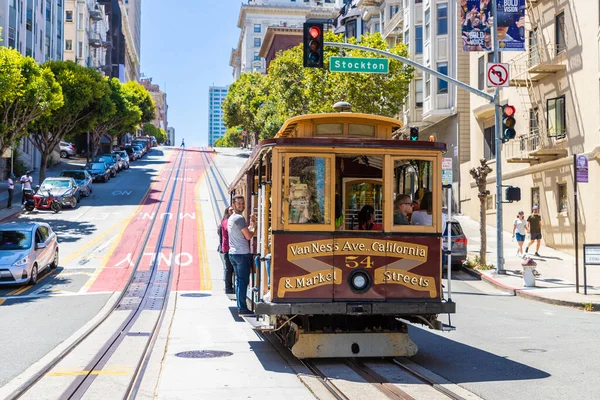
left=348, top=124, right=375, bottom=137
left=316, top=123, right=343, bottom=135
left=393, top=159, right=435, bottom=227
left=287, top=156, right=331, bottom=225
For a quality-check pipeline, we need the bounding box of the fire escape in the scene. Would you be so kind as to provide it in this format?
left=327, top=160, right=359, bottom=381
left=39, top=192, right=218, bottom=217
left=506, top=0, right=567, bottom=165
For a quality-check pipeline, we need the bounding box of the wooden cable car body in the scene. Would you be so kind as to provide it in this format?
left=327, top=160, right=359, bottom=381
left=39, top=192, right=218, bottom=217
left=228, top=111, right=455, bottom=358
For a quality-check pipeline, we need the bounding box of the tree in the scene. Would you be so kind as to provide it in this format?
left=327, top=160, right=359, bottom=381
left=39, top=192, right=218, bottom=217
left=123, top=81, right=155, bottom=124
left=222, top=72, right=268, bottom=139
left=89, top=78, right=141, bottom=156
left=470, top=159, right=493, bottom=265
left=0, top=48, right=63, bottom=154
left=29, top=61, right=108, bottom=182
left=215, top=126, right=242, bottom=147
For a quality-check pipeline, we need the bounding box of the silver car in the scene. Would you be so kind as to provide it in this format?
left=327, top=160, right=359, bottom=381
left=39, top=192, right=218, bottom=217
left=442, top=220, right=468, bottom=270
left=59, top=141, right=76, bottom=158
left=0, top=222, right=59, bottom=285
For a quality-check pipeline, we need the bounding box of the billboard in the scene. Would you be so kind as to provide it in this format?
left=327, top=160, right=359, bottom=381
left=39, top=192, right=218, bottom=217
left=461, top=0, right=525, bottom=52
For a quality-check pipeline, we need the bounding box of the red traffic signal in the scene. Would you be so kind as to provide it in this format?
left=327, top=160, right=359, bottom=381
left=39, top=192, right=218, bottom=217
left=303, top=23, right=324, bottom=68
left=309, top=26, right=321, bottom=39
left=503, top=104, right=516, bottom=117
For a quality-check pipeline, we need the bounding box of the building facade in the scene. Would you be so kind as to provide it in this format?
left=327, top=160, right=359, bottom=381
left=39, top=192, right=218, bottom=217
left=230, top=0, right=340, bottom=79
left=119, top=0, right=140, bottom=81
left=462, top=0, right=600, bottom=256
left=98, top=0, right=126, bottom=81
left=63, top=0, right=110, bottom=70
left=208, top=86, right=229, bottom=146
left=140, top=77, right=168, bottom=132
left=167, top=127, right=175, bottom=146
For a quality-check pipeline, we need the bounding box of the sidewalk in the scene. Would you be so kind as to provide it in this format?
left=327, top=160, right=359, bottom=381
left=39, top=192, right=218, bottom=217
left=456, top=215, right=600, bottom=310
left=0, top=157, right=87, bottom=223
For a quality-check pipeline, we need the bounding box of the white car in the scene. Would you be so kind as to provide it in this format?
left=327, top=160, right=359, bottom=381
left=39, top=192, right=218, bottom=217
left=0, top=222, right=59, bottom=285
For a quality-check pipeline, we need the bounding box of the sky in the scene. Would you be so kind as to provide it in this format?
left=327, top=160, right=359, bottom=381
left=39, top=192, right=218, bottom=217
left=141, top=1, right=241, bottom=147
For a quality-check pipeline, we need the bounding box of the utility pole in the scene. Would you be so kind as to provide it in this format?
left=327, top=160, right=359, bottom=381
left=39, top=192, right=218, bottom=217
left=492, top=0, right=505, bottom=274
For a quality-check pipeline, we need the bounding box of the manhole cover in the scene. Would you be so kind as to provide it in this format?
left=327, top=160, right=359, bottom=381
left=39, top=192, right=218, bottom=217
left=520, top=349, right=547, bottom=353
left=175, top=350, right=232, bottom=359
left=180, top=293, right=211, bottom=298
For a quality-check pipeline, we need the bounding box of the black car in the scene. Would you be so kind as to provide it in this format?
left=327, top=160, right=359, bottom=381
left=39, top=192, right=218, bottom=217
left=85, top=162, right=111, bottom=182
left=93, top=155, right=117, bottom=177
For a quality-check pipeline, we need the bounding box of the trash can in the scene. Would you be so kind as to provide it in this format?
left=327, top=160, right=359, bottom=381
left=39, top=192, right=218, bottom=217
left=521, top=257, right=537, bottom=287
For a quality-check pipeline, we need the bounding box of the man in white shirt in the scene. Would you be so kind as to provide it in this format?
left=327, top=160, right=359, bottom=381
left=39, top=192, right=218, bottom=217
left=20, top=171, right=33, bottom=204
left=7, top=173, right=15, bottom=209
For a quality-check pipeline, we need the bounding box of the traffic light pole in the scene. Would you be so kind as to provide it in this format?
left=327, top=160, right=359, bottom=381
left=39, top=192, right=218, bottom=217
left=492, top=0, right=505, bottom=274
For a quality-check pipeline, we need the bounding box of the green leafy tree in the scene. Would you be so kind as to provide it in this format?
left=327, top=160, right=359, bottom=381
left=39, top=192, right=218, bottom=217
left=124, top=81, right=155, bottom=124
left=222, top=32, right=414, bottom=140
left=89, top=78, right=142, bottom=156
left=29, top=61, right=108, bottom=182
left=156, top=128, right=167, bottom=144
left=215, top=126, right=242, bottom=147
left=0, top=48, right=63, bottom=154
left=143, top=122, right=160, bottom=137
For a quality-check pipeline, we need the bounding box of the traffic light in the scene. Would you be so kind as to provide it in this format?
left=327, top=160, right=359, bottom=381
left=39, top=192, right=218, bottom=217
left=502, top=104, right=516, bottom=142
left=303, top=23, right=324, bottom=68
left=410, top=126, right=419, bottom=141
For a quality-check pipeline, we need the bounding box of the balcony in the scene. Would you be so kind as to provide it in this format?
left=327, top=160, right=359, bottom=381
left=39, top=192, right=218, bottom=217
left=505, top=128, right=568, bottom=165
left=382, top=5, right=404, bottom=39
left=357, top=0, right=384, bottom=6
left=88, top=31, right=102, bottom=48
left=510, top=43, right=567, bottom=86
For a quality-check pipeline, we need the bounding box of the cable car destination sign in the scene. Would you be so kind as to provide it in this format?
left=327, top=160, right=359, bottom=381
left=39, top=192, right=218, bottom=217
left=330, top=57, right=389, bottom=74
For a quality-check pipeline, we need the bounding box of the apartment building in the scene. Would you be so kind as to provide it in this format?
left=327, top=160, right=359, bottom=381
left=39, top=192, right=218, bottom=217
left=167, top=127, right=175, bottom=146
left=63, top=0, right=109, bottom=71
left=462, top=0, right=600, bottom=255
left=140, top=77, right=168, bottom=132
left=341, top=0, right=469, bottom=210
left=98, top=0, right=126, bottom=81
left=208, top=86, right=229, bottom=146
left=230, top=0, right=340, bottom=79
left=119, top=0, right=140, bottom=81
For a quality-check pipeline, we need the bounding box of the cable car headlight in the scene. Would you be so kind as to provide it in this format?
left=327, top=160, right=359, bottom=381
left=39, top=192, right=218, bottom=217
left=348, top=270, right=371, bottom=293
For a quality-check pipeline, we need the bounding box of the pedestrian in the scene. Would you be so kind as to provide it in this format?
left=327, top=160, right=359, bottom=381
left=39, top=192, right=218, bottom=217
left=7, top=173, right=15, bottom=209
left=227, top=194, right=256, bottom=316
left=181, top=138, right=185, bottom=148
left=512, top=211, right=526, bottom=257
left=20, top=171, right=33, bottom=203
left=525, top=205, right=543, bottom=257
left=218, top=206, right=235, bottom=294
left=393, top=194, right=412, bottom=225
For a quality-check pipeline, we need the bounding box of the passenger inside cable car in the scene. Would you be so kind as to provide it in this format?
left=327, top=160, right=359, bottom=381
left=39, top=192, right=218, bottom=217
left=355, top=205, right=382, bottom=230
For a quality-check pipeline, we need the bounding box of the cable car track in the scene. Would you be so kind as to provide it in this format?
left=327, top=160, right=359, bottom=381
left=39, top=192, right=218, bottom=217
left=8, top=148, right=188, bottom=400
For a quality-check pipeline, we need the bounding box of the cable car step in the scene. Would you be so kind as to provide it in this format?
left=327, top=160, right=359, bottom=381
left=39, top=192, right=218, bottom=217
left=241, top=315, right=275, bottom=331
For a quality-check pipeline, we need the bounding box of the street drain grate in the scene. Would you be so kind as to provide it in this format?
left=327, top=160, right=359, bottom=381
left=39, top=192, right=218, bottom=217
left=521, top=349, right=547, bottom=353
left=180, top=293, right=211, bottom=298
left=175, top=350, right=233, bottom=359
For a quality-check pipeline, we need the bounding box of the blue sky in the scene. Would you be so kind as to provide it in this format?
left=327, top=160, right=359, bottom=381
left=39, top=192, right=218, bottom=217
left=141, top=1, right=240, bottom=147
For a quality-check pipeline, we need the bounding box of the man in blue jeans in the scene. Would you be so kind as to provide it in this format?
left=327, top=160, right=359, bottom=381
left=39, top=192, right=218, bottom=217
left=227, top=194, right=256, bottom=316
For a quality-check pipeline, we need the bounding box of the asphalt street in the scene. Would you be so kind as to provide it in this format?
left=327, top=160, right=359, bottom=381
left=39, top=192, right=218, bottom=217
left=0, top=148, right=171, bottom=387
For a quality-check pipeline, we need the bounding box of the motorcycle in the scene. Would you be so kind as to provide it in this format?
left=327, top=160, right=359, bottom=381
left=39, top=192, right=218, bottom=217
left=32, top=186, right=61, bottom=213
left=22, top=188, right=36, bottom=212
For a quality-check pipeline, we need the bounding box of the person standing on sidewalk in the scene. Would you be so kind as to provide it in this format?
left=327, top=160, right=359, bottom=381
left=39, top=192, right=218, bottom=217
left=6, top=173, right=15, bottom=209
left=227, top=195, right=256, bottom=316
left=512, top=211, right=526, bottom=257
left=218, top=206, right=235, bottom=294
left=525, top=206, right=543, bottom=257
left=20, top=171, right=33, bottom=203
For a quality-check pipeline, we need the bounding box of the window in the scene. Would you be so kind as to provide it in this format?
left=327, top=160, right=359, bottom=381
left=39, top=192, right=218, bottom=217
left=415, top=25, right=423, bottom=54
left=425, top=73, right=430, bottom=98
left=286, top=156, right=332, bottom=226
left=404, top=29, right=409, bottom=45
left=26, top=8, right=32, bottom=31
left=555, top=12, right=565, bottom=54
left=557, top=183, right=567, bottom=213
left=66, top=10, right=73, bottom=22
left=529, top=28, right=539, bottom=66
left=529, top=108, right=539, bottom=135
left=415, top=79, right=423, bottom=107
left=78, top=41, right=83, bottom=58
left=478, top=56, right=485, bottom=90
left=253, top=52, right=260, bottom=61
left=424, top=9, right=430, bottom=40
left=531, top=187, right=540, bottom=211
left=484, top=125, right=496, bottom=160
left=254, top=37, right=261, bottom=47
left=65, top=39, right=72, bottom=51
left=546, top=96, right=566, bottom=137
left=437, top=4, right=448, bottom=35
left=437, top=63, right=448, bottom=94
left=392, top=158, right=437, bottom=229
left=46, top=0, right=51, bottom=20
left=254, top=24, right=261, bottom=33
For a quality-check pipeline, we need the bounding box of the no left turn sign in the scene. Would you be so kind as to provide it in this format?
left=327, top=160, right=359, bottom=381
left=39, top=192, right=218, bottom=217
left=486, top=63, right=510, bottom=87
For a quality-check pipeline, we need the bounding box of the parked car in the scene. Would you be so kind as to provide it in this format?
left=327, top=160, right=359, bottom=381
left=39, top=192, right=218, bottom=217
left=85, top=162, right=110, bottom=182
left=93, top=155, right=117, bottom=177
left=442, top=220, right=468, bottom=270
left=105, top=153, right=123, bottom=172
left=132, top=140, right=150, bottom=154
left=59, top=141, right=76, bottom=158
left=123, top=147, right=138, bottom=161
left=127, top=145, right=144, bottom=159
left=113, top=150, right=130, bottom=169
left=59, top=170, right=93, bottom=197
left=0, top=222, right=59, bottom=285
left=39, top=177, right=80, bottom=207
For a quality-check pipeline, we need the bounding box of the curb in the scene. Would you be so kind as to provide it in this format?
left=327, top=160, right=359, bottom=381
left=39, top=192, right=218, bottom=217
left=460, top=266, right=600, bottom=312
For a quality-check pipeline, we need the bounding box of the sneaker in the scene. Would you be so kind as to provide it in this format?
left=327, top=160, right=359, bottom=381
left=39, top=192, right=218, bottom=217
left=525, top=247, right=529, bottom=254
left=535, top=252, right=541, bottom=257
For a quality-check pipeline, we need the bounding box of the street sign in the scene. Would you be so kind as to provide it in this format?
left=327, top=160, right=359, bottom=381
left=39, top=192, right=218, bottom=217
left=486, top=63, right=510, bottom=87
left=584, top=244, right=600, bottom=265
left=442, top=157, right=453, bottom=186
left=330, top=57, right=389, bottom=74
left=575, top=154, right=588, bottom=183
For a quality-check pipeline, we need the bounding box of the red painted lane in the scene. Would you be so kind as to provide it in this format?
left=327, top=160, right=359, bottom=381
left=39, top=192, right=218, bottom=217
left=88, top=150, right=182, bottom=292
left=171, top=150, right=211, bottom=291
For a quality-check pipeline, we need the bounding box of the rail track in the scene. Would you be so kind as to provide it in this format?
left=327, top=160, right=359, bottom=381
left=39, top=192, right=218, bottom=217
left=8, top=148, right=189, bottom=400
